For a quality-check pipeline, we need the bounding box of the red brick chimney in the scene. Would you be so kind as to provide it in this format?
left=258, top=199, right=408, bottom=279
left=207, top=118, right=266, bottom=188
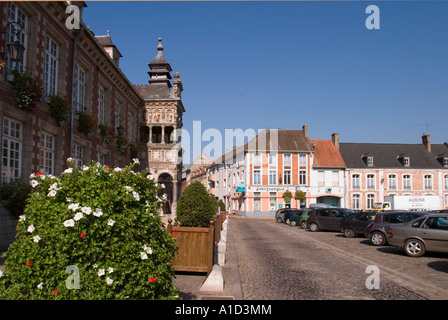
left=422, top=133, right=431, bottom=152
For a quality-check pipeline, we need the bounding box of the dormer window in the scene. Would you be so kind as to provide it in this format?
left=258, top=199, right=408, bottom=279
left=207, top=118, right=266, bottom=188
left=444, top=157, right=448, bottom=167
left=403, top=157, right=410, bottom=167
left=366, top=156, right=374, bottom=167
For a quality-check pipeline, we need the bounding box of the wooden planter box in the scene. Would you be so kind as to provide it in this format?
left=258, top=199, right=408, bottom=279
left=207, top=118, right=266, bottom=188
left=167, top=220, right=215, bottom=273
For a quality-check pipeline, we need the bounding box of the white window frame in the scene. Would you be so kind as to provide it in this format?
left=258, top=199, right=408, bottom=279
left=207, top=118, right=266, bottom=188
left=403, top=174, right=412, bottom=190
left=253, top=169, right=261, bottom=185
left=299, top=170, right=307, bottom=185
left=2, top=118, right=22, bottom=184
left=352, top=194, right=361, bottom=210
left=299, top=153, right=307, bottom=166
left=74, top=64, right=86, bottom=112
left=388, top=174, right=397, bottom=190
left=424, top=174, right=433, bottom=190
left=40, top=133, right=54, bottom=175
left=268, top=169, right=277, bottom=185
left=367, top=194, right=375, bottom=209
left=44, top=36, right=58, bottom=96
left=253, top=153, right=261, bottom=166
left=352, top=174, right=360, bottom=189
left=6, top=3, right=28, bottom=74
left=73, top=144, right=84, bottom=168
left=367, top=174, right=375, bottom=190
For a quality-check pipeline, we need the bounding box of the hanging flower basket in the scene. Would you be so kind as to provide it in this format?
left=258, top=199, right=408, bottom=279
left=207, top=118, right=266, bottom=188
left=76, top=110, right=96, bottom=137
left=116, top=135, right=129, bottom=154
left=282, top=190, right=293, bottom=202
left=11, top=69, right=42, bottom=112
left=98, top=124, right=115, bottom=144
left=48, top=95, right=71, bottom=126
left=294, top=190, right=306, bottom=202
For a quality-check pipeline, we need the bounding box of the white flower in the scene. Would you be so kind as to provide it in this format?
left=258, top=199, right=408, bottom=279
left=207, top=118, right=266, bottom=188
left=0, top=269, right=3, bottom=278
left=33, top=235, right=41, bottom=243
left=98, top=268, right=105, bottom=277
left=62, top=168, right=73, bottom=174
left=125, top=186, right=133, bottom=192
left=81, top=207, right=92, bottom=215
left=146, top=174, right=154, bottom=180
left=82, top=165, right=89, bottom=171
left=49, top=182, right=60, bottom=191
left=107, top=219, right=115, bottom=226
left=162, top=194, right=167, bottom=200
left=29, top=173, right=36, bottom=179
left=93, top=208, right=103, bottom=217
left=66, top=197, right=72, bottom=203
left=19, top=215, right=26, bottom=222
left=47, top=190, right=57, bottom=197
left=143, top=245, right=152, bottom=255
left=140, top=252, right=148, bottom=260
left=37, top=282, right=43, bottom=290
left=39, top=174, right=45, bottom=180
left=68, top=203, right=80, bottom=211
left=108, top=267, right=114, bottom=274
left=161, top=184, right=165, bottom=189
left=27, top=225, right=35, bottom=233
left=133, top=191, right=140, bottom=201
left=132, top=158, right=140, bottom=165
left=93, top=264, right=98, bottom=269
left=105, top=277, right=113, bottom=285
left=30, top=180, right=38, bottom=188
left=114, top=167, right=122, bottom=172
left=63, top=219, right=75, bottom=227
left=74, top=212, right=83, bottom=221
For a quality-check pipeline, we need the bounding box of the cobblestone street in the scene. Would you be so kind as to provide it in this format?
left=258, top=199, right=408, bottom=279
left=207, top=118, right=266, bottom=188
left=231, top=216, right=448, bottom=300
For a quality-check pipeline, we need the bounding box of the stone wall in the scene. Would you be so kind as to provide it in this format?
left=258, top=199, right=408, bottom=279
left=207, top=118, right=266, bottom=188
left=0, top=204, right=17, bottom=253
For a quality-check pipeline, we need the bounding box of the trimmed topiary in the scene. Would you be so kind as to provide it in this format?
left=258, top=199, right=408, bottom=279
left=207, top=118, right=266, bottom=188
left=176, top=182, right=216, bottom=227
left=0, top=159, right=178, bottom=300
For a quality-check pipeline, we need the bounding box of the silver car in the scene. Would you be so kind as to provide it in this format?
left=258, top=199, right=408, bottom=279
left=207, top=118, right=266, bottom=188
left=387, top=213, right=448, bottom=257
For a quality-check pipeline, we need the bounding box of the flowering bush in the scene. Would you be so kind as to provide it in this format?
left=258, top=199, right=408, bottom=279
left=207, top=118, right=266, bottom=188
left=0, top=159, right=178, bottom=300
left=47, top=95, right=71, bottom=126
left=11, top=69, right=42, bottom=112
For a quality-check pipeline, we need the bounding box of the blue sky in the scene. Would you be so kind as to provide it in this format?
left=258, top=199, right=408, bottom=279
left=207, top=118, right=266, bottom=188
left=83, top=1, right=448, bottom=164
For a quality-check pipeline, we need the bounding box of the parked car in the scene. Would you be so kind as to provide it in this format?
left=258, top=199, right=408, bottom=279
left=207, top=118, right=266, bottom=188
left=275, top=208, right=293, bottom=223
left=307, top=208, right=354, bottom=232
left=340, top=211, right=377, bottom=238
left=365, top=211, right=428, bottom=246
left=387, top=213, right=448, bottom=257
left=299, top=209, right=313, bottom=228
left=288, top=209, right=305, bottom=226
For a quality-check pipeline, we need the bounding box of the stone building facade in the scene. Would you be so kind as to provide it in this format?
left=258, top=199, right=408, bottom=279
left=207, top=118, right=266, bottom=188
left=134, top=38, right=185, bottom=216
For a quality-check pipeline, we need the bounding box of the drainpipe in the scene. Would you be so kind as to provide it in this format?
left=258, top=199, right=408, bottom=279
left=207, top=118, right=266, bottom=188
left=69, top=26, right=84, bottom=159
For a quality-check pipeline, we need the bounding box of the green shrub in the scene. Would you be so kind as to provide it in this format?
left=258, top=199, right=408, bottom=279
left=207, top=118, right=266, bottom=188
left=176, top=182, right=216, bottom=227
left=0, top=159, right=178, bottom=300
left=0, top=179, right=31, bottom=219
left=218, top=200, right=226, bottom=212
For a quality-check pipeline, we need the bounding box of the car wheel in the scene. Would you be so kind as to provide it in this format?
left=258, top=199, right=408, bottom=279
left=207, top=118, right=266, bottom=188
left=301, top=221, right=308, bottom=229
left=309, top=222, right=319, bottom=232
left=344, top=228, right=355, bottom=238
left=370, top=231, right=386, bottom=246
left=276, top=217, right=283, bottom=223
left=290, top=220, right=297, bottom=227
left=286, top=218, right=291, bottom=225
left=404, top=239, right=426, bottom=257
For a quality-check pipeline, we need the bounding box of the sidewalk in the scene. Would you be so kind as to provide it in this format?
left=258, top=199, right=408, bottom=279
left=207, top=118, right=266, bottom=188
left=173, top=216, right=243, bottom=300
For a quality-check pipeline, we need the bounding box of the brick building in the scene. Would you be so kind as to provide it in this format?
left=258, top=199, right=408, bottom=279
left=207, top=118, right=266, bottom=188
left=339, top=134, right=448, bottom=211
left=0, top=1, right=142, bottom=184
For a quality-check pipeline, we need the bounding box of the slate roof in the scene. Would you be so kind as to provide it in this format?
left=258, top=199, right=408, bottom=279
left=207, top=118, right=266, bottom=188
left=133, top=84, right=171, bottom=100
left=339, top=142, right=448, bottom=169
left=311, top=140, right=346, bottom=168
left=210, top=129, right=313, bottom=166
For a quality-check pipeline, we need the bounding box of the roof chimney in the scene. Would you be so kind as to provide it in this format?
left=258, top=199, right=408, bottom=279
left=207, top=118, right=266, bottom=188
left=422, top=133, right=431, bottom=153
left=302, top=124, right=308, bottom=138
left=331, top=132, right=339, bottom=149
